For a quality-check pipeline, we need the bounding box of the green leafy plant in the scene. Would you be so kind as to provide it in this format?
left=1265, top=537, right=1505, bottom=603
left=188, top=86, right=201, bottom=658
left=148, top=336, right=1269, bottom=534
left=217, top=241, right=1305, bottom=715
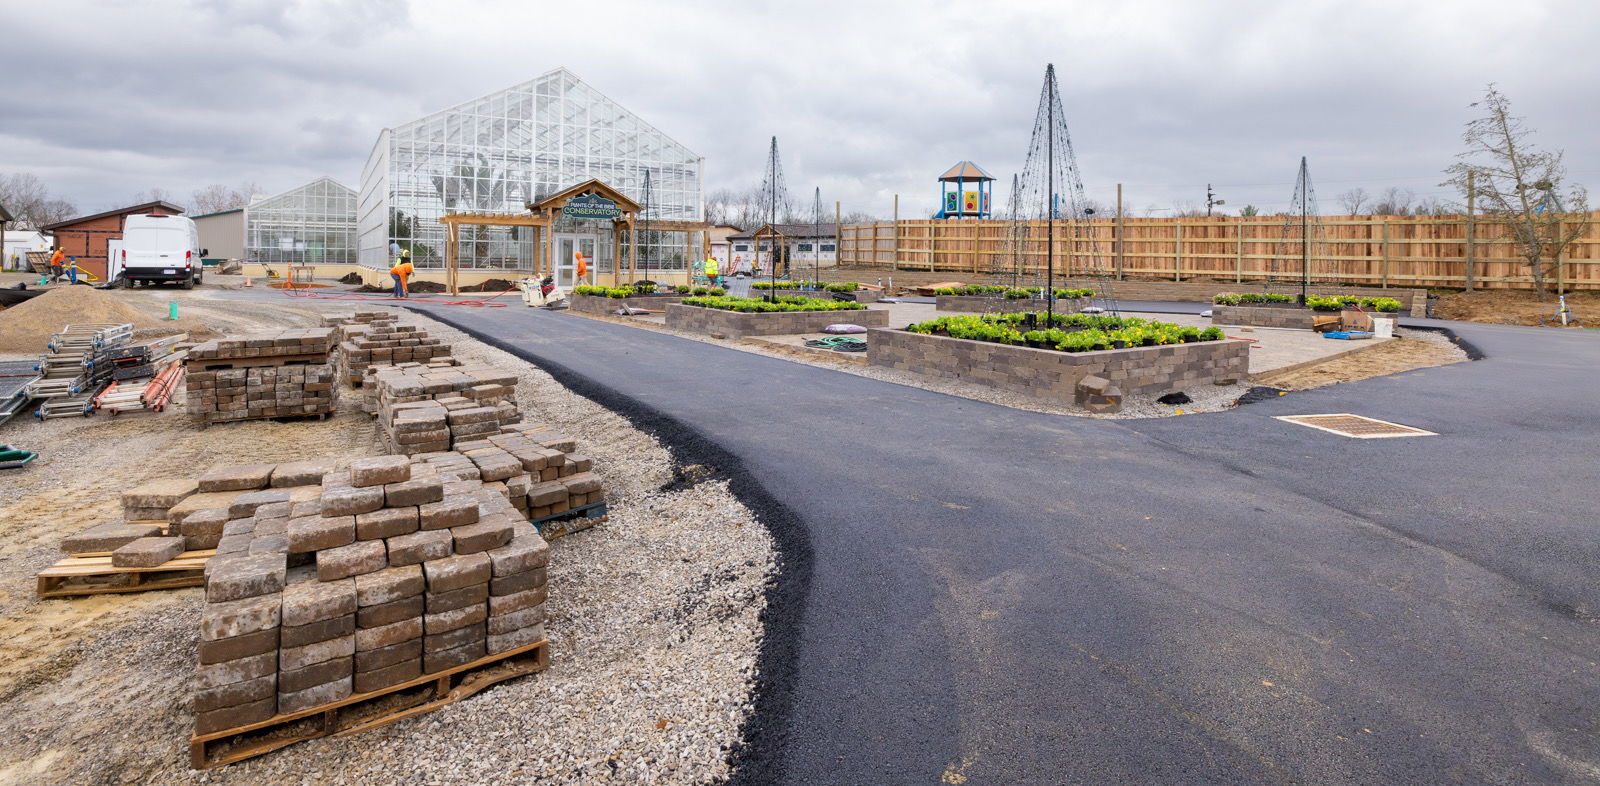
left=824, top=282, right=858, bottom=292
left=934, top=287, right=958, bottom=295
left=573, top=285, right=606, bottom=296
left=1305, top=295, right=1346, bottom=311
left=604, top=286, right=636, bottom=299
left=675, top=285, right=691, bottom=294
left=680, top=295, right=865, bottom=313
left=708, top=287, right=726, bottom=296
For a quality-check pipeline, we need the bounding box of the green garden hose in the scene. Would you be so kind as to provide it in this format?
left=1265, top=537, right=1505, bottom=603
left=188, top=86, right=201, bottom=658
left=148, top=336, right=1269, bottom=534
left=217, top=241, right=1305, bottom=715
left=804, top=336, right=868, bottom=352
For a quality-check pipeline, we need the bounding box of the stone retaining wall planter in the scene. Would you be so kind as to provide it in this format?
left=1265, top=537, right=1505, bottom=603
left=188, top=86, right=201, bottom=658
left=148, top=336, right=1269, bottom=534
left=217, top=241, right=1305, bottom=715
left=866, top=328, right=1249, bottom=398
left=665, top=304, right=889, bottom=338
left=1051, top=280, right=1427, bottom=317
left=935, top=296, right=1088, bottom=313
left=1211, top=304, right=1321, bottom=329
left=763, top=289, right=882, bottom=304
left=569, top=293, right=685, bottom=315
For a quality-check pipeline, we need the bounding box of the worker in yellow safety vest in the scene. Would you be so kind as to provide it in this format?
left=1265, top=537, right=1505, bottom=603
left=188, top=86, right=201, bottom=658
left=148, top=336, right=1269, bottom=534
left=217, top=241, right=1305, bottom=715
left=703, top=255, right=719, bottom=287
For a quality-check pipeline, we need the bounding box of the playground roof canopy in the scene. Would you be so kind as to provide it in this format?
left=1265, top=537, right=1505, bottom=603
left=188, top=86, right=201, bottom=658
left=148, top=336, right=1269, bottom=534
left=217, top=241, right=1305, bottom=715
left=938, top=161, right=994, bottom=182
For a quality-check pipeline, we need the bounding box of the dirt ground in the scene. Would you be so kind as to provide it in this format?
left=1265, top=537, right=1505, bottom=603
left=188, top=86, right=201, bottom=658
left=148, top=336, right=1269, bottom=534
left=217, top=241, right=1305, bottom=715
left=1433, top=289, right=1600, bottom=327
left=0, top=292, right=772, bottom=784
left=1252, top=333, right=1466, bottom=390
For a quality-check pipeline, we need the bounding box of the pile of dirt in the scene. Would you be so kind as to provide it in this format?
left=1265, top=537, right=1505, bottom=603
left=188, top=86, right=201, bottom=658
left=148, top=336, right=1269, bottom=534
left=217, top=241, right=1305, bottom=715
left=0, top=287, right=162, bottom=352
left=1434, top=289, right=1599, bottom=326
left=337, top=271, right=364, bottom=284
left=461, top=278, right=516, bottom=292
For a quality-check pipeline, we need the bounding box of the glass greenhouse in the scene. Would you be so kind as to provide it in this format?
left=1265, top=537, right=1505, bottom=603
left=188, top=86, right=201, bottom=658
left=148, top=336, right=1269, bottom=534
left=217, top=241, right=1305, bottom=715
left=357, top=67, right=704, bottom=275
left=244, top=177, right=358, bottom=266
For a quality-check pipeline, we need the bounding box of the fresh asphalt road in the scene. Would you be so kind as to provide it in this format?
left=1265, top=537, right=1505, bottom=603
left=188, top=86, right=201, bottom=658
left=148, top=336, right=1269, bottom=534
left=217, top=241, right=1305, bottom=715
left=244, top=291, right=1599, bottom=784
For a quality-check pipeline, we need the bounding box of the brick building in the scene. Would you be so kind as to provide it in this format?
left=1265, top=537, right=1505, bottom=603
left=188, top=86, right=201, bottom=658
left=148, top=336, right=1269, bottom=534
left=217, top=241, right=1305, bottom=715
left=40, top=200, right=185, bottom=279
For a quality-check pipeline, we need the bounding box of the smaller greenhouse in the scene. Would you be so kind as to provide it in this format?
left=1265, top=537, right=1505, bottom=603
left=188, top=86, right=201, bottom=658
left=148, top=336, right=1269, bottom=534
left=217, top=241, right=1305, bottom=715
left=245, top=177, right=358, bottom=266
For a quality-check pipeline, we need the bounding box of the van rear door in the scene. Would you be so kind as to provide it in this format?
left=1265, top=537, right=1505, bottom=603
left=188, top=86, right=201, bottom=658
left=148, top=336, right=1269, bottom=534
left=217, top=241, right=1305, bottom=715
left=123, top=215, right=192, bottom=276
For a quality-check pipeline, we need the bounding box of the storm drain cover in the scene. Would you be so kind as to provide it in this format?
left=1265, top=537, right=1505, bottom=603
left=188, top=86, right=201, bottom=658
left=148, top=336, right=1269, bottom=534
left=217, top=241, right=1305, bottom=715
left=1274, top=414, right=1436, bottom=439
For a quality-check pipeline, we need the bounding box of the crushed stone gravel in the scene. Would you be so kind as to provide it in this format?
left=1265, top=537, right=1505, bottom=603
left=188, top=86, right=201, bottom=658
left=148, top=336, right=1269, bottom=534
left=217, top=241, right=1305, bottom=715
left=0, top=296, right=775, bottom=785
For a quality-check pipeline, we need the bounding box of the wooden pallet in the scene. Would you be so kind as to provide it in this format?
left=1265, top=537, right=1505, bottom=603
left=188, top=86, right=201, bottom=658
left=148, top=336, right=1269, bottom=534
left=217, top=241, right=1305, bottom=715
left=194, top=410, right=335, bottom=428
left=190, top=638, right=550, bottom=769
left=193, top=352, right=332, bottom=371
left=36, top=549, right=215, bottom=598
left=533, top=501, right=607, bottom=540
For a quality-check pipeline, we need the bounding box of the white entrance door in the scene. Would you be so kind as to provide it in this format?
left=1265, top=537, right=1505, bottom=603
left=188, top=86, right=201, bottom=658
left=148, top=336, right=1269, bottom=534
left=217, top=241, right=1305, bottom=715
left=554, top=235, right=598, bottom=289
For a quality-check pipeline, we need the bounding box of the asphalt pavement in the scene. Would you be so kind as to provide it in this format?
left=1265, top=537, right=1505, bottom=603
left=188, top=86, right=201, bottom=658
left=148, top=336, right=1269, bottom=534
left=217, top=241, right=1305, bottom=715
left=227, top=289, right=1600, bottom=784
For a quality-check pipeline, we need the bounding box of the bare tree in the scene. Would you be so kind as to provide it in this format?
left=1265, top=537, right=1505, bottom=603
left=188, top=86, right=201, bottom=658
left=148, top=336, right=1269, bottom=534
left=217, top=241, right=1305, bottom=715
left=1369, top=186, right=1415, bottom=216
left=0, top=173, right=78, bottom=228
left=130, top=188, right=180, bottom=208
left=191, top=182, right=263, bottom=214
left=1337, top=187, right=1369, bottom=214
left=1443, top=84, right=1590, bottom=294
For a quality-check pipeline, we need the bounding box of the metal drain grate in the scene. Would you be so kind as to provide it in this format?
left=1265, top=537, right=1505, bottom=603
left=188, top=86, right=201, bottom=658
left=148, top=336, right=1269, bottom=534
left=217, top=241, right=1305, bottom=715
left=1274, top=414, right=1437, bottom=439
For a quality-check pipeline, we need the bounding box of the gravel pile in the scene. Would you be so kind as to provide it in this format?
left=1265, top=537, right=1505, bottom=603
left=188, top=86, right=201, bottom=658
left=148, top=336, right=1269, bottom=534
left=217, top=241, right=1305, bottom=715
left=0, top=299, right=775, bottom=785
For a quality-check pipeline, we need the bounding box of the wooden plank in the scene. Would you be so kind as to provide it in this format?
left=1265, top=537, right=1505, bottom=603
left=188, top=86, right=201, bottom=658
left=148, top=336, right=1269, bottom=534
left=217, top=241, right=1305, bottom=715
left=191, top=639, right=550, bottom=769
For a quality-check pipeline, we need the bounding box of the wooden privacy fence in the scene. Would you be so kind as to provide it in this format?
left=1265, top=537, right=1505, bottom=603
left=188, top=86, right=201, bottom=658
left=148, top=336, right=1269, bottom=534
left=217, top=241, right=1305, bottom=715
left=838, top=214, right=1600, bottom=291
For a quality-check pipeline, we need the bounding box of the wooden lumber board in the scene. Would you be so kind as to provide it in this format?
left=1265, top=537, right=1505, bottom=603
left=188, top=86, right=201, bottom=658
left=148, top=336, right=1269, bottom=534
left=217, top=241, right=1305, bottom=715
left=190, top=638, right=550, bottom=769
left=41, top=550, right=214, bottom=575
left=36, top=550, right=215, bottom=598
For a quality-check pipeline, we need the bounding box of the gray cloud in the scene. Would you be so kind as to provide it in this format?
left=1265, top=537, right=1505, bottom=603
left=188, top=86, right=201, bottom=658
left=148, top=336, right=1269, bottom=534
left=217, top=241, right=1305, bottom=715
left=6, top=0, right=1597, bottom=219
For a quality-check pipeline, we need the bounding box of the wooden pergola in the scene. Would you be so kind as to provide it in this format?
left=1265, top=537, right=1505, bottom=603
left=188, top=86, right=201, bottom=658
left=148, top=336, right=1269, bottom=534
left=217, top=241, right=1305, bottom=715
left=750, top=224, right=792, bottom=277
left=437, top=178, right=712, bottom=294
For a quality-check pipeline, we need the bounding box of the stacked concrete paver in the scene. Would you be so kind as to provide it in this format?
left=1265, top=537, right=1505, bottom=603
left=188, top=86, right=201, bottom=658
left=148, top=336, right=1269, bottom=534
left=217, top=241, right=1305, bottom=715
left=325, top=312, right=451, bottom=387
left=185, top=329, right=338, bottom=424
left=368, top=361, right=521, bottom=455
left=192, top=455, right=550, bottom=736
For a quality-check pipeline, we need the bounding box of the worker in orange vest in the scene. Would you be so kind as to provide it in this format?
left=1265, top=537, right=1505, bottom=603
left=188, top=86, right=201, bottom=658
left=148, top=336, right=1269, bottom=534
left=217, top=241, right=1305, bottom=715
left=49, top=247, right=66, bottom=283
left=389, top=250, right=413, bottom=298
left=575, top=250, right=588, bottom=282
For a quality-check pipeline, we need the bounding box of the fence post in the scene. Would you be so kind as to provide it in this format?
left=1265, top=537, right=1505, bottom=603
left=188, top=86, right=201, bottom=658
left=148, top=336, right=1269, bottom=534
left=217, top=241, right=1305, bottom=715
left=1173, top=221, right=1183, bottom=282
left=1464, top=171, right=1476, bottom=291
left=1381, top=219, right=1390, bottom=288
left=892, top=195, right=900, bottom=272
left=1115, top=183, right=1125, bottom=280
left=1235, top=217, right=1244, bottom=283
left=1555, top=218, right=1566, bottom=296
left=834, top=201, right=843, bottom=268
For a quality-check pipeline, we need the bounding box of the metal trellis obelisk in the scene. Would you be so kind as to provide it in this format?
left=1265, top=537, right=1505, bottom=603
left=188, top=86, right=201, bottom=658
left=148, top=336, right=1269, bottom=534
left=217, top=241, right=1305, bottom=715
left=1017, top=64, right=1103, bottom=321
left=757, top=136, right=791, bottom=297
left=1275, top=157, right=1326, bottom=303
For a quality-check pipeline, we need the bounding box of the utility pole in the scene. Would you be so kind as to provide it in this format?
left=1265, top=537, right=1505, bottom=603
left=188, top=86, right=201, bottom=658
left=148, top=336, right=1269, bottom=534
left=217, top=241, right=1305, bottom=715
left=1205, top=184, right=1225, bottom=217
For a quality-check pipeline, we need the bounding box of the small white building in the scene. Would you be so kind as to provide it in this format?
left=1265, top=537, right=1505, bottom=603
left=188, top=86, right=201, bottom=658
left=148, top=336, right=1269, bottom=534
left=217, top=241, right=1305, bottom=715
left=726, top=223, right=838, bottom=276
left=3, top=229, right=51, bottom=271
left=705, top=225, right=742, bottom=266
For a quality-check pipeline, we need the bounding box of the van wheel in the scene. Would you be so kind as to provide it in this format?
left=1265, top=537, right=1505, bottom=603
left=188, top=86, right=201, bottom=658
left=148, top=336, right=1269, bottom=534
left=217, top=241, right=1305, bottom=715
left=121, top=276, right=133, bottom=289
left=182, top=277, right=195, bottom=290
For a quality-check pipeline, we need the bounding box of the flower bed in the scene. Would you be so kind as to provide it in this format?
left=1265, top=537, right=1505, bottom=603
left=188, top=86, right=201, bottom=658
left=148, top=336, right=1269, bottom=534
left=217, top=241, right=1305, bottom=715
left=750, top=281, right=882, bottom=303
left=934, top=286, right=1094, bottom=313
left=869, top=329, right=1247, bottom=399
left=569, top=293, right=686, bottom=315
left=869, top=312, right=1248, bottom=401
left=665, top=297, right=889, bottom=338
left=1210, top=292, right=1401, bottom=329
left=905, top=312, right=1225, bottom=351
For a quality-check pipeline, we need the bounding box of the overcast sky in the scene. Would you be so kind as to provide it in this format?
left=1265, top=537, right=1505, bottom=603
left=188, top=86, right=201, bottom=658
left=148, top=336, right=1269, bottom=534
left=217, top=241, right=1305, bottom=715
left=8, top=0, right=1599, bottom=220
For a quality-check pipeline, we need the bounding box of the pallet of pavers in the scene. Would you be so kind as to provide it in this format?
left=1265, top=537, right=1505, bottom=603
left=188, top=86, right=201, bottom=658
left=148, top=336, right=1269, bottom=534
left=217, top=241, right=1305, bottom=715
left=367, top=361, right=522, bottom=455
left=189, top=455, right=551, bottom=769
left=413, top=421, right=606, bottom=540
left=185, top=329, right=339, bottom=425
left=38, top=461, right=338, bottom=597
left=332, top=318, right=451, bottom=387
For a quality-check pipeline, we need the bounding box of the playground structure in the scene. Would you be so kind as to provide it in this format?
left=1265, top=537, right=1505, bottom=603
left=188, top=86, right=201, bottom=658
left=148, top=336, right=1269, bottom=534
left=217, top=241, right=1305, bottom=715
left=933, top=161, right=995, bottom=219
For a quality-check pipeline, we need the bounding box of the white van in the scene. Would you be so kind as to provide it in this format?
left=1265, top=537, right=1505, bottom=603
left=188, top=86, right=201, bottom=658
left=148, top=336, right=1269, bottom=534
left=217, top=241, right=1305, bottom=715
left=118, top=213, right=205, bottom=288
